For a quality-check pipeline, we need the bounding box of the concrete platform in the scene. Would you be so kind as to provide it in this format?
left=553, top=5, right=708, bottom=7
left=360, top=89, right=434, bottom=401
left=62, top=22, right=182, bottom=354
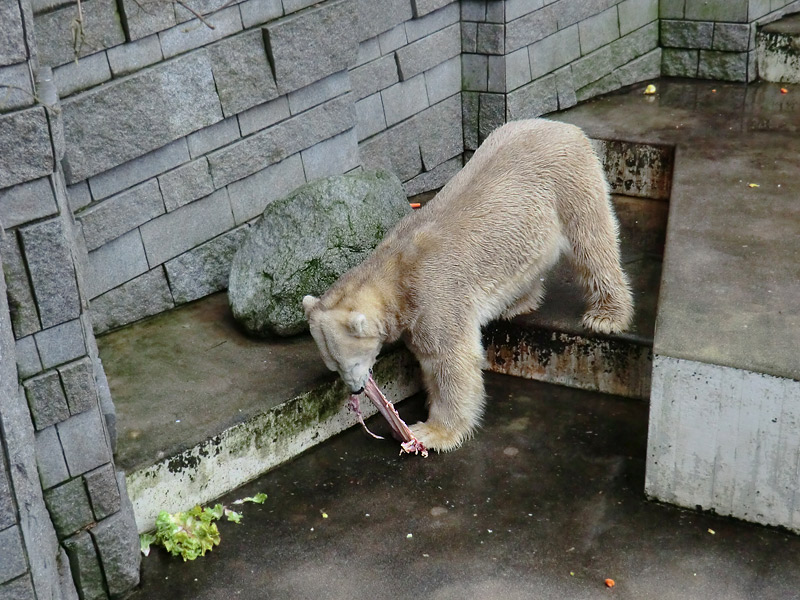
left=554, top=78, right=800, bottom=531
left=758, top=12, right=800, bottom=84
left=131, top=375, right=800, bottom=600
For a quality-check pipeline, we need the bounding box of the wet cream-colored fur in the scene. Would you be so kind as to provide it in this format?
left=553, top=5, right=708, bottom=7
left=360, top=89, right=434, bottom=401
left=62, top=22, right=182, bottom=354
left=303, top=119, right=633, bottom=452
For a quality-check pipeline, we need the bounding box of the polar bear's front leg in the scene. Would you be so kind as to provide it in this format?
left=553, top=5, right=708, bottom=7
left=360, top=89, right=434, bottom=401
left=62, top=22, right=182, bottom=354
left=411, top=336, right=486, bottom=452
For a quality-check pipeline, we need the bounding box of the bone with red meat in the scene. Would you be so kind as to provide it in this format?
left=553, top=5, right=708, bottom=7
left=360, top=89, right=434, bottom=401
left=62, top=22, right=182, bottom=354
left=348, top=375, right=428, bottom=457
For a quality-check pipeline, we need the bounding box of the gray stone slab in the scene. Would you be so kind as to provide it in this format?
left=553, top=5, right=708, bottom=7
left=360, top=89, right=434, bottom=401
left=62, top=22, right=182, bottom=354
left=227, top=154, right=306, bottom=224
left=66, top=181, right=92, bottom=212
left=351, top=55, right=399, bottom=101
left=698, top=50, right=748, bottom=81
left=529, top=24, right=580, bottom=81
left=506, top=4, right=557, bottom=52
left=461, top=91, right=479, bottom=151
left=288, top=71, right=351, bottom=115
left=356, top=38, right=380, bottom=66
left=662, top=47, right=699, bottom=76
left=78, top=179, right=164, bottom=251
left=87, top=138, right=190, bottom=201
left=158, top=158, right=214, bottom=211
left=405, top=1, right=459, bottom=42
left=83, top=464, right=120, bottom=521
left=52, top=51, right=112, bottom=98
left=396, top=23, right=460, bottom=81
left=0, top=62, right=34, bottom=111
left=34, top=0, right=125, bottom=68
left=159, top=6, right=242, bottom=59
left=239, top=0, right=282, bottom=28
left=187, top=117, right=240, bottom=159
left=140, top=189, right=235, bottom=266
left=684, top=0, right=747, bottom=22
left=418, top=95, right=462, bottom=170
left=237, top=96, right=290, bottom=137
left=58, top=357, right=99, bottom=416
left=478, top=91, right=505, bottom=143
left=173, top=0, right=236, bottom=22
left=90, top=487, right=140, bottom=597
left=476, top=22, right=504, bottom=54
left=378, top=23, right=408, bottom=54
left=661, top=19, right=713, bottom=49
left=19, top=218, right=81, bottom=328
left=119, top=0, right=176, bottom=40
left=578, top=6, right=620, bottom=55
left=0, top=576, right=35, bottom=600
left=300, top=128, right=360, bottom=181
left=0, top=231, right=40, bottom=338
left=424, top=56, right=460, bottom=105
left=461, top=53, right=488, bottom=91
left=0, top=526, right=26, bottom=582
left=554, top=65, right=577, bottom=110
left=713, top=23, right=750, bottom=52
left=34, top=319, right=87, bottom=370
left=15, top=335, right=41, bottom=379
left=358, top=117, right=422, bottom=181
left=0, top=107, right=53, bottom=189
left=263, top=0, right=359, bottom=94
left=487, top=55, right=505, bottom=92
left=57, top=408, right=111, bottom=476
left=0, top=459, right=15, bottom=531
left=355, top=93, right=387, bottom=141
left=356, top=0, right=413, bottom=41
left=34, top=426, right=69, bottom=490
left=485, top=0, right=503, bottom=22
left=61, top=51, right=223, bottom=183
left=461, top=21, right=477, bottom=52
left=0, top=177, right=56, bottom=231
left=506, top=46, right=532, bottom=91
left=165, top=225, right=249, bottom=304
left=460, top=0, right=486, bottom=21
left=43, top=476, right=94, bottom=538
left=209, top=94, right=355, bottom=187
left=86, top=229, right=148, bottom=300
left=659, top=0, right=684, bottom=18
left=207, top=29, right=278, bottom=117
left=24, top=370, right=70, bottom=430
left=619, top=0, right=658, bottom=36
left=615, top=47, right=662, bottom=87
left=506, top=0, right=545, bottom=21
left=0, top=1, right=26, bottom=66
left=507, top=74, right=558, bottom=120
left=381, top=73, right=429, bottom=126
left=62, top=531, right=105, bottom=600
left=411, top=0, right=454, bottom=17
left=90, top=268, right=174, bottom=333
left=403, top=155, right=461, bottom=196
left=107, top=34, right=163, bottom=77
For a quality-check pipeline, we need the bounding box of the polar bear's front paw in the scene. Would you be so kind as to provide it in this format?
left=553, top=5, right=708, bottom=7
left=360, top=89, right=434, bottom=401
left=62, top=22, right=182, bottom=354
left=582, top=308, right=631, bottom=335
left=409, top=421, right=469, bottom=452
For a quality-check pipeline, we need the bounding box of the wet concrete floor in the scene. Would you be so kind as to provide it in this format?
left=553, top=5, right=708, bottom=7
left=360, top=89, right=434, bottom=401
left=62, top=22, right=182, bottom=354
left=132, top=374, right=800, bottom=600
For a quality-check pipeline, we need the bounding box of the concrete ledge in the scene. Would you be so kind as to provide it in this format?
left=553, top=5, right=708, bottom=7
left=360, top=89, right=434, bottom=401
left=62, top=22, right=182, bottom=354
left=127, top=348, right=421, bottom=532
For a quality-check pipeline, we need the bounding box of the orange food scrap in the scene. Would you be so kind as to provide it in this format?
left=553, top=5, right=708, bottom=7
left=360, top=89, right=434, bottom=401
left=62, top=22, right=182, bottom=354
left=781, top=88, right=789, bottom=94
left=409, top=203, right=421, bottom=209
left=711, top=89, right=717, bottom=93
left=605, top=578, right=616, bottom=588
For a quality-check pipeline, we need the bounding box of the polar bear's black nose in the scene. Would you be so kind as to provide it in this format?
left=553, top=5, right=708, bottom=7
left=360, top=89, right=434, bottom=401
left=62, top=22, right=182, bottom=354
left=352, top=386, right=365, bottom=395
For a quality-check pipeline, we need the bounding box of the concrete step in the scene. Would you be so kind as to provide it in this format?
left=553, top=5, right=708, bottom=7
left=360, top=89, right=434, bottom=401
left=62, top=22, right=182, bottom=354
left=100, top=136, right=670, bottom=533
left=757, top=12, right=800, bottom=83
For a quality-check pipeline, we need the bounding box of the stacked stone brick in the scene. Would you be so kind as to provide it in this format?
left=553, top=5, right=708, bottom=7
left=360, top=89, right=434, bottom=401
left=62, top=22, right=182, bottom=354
left=660, top=0, right=800, bottom=81
left=1, top=1, right=140, bottom=598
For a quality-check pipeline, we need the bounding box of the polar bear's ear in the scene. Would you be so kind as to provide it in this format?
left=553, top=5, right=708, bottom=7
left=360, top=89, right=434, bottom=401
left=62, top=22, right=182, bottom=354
left=347, top=312, right=369, bottom=338
left=302, top=295, right=320, bottom=316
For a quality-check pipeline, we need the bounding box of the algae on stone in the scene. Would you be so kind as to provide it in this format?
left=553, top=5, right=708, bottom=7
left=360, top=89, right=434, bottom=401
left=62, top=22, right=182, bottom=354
left=228, top=170, right=411, bottom=337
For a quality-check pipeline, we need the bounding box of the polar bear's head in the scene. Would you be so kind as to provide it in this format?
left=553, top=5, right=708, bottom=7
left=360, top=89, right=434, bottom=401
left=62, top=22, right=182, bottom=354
left=302, top=295, right=384, bottom=394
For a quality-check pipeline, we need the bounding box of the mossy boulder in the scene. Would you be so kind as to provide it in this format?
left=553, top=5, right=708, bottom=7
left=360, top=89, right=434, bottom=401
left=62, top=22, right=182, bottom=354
left=228, top=170, right=412, bottom=337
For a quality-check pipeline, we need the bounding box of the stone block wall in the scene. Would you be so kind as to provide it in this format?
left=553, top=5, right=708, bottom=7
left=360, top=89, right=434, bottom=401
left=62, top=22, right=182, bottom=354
left=461, top=0, right=662, bottom=150
left=659, top=0, right=800, bottom=81
left=25, top=0, right=466, bottom=335
left=0, top=2, right=140, bottom=599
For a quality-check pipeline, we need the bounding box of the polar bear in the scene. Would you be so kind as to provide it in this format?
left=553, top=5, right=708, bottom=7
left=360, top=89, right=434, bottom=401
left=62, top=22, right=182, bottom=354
left=302, top=119, right=633, bottom=452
